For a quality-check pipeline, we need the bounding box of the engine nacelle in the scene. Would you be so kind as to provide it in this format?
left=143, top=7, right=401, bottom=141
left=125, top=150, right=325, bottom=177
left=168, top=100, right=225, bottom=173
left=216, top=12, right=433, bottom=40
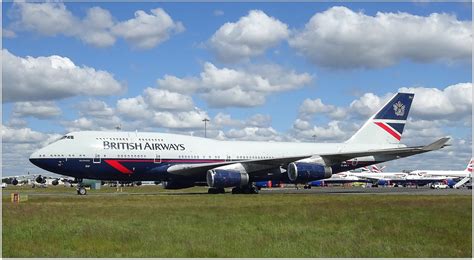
left=288, top=162, right=332, bottom=183
left=52, top=179, right=59, bottom=186
left=207, top=169, right=249, bottom=188
left=12, top=178, right=18, bottom=186
left=36, top=175, right=46, bottom=184
left=446, top=179, right=456, bottom=188
left=161, top=181, right=194, bottom=189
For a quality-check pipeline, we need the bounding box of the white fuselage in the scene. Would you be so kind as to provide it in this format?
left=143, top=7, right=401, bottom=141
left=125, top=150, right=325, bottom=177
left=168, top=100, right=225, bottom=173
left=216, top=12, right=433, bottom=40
left=31, top=131, right=400, bottom=161
left=29, top=131, right=403, bottom=181
left=410, top=170, right=470, bottom=178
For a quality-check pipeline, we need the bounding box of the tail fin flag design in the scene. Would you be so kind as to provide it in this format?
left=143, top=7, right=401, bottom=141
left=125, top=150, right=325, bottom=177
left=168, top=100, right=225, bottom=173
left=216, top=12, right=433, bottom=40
left=346, top=92, right=415, bottom=145
left=371, top=165, right=386, bottom=173
left=466, top=158, right=473, bottom=172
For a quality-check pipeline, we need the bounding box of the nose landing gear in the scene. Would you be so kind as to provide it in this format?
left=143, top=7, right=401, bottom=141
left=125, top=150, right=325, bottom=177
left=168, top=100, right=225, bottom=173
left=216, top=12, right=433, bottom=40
left=75, top=178, right=87, bottom=195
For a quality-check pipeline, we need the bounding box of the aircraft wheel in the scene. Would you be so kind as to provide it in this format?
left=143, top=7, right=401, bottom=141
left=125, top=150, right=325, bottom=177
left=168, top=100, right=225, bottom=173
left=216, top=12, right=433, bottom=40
left=307, top=185, right=312, bottom=189
left=231, top=187, right=241, bottom=194
left=77, top=187, right=87, bottom=195
left=218, top=188, right=225, bottom=194
left=208, top=188, right=220, bottom=194
left=251, top=186, right=259, bottom=194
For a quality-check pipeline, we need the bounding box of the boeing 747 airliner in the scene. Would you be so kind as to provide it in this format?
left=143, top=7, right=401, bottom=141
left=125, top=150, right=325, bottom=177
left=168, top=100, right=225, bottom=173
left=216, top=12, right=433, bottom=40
left=29, top=93, right=449, bottom=195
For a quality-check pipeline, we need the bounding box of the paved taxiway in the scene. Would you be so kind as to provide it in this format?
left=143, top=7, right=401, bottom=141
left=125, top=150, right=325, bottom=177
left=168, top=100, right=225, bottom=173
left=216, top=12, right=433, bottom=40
left=2, top=186, right=472, bottom=197
left=262, top=186, right=472, bottom=195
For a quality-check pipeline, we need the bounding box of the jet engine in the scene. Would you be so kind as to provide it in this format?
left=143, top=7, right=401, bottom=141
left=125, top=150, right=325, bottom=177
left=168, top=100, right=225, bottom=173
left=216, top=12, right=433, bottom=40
left=12, top=178, right=18, bottom=186
left=161, top=180, right=194, bottom=189
left=35, top=175, right=46, bottom=184
left=206, top=169, right=249, bottom=188
left=287, top=162, right=332, bottom=183
left=446, top=179, right=456, bottom=188
left=51, top=179, right=59, bottom=186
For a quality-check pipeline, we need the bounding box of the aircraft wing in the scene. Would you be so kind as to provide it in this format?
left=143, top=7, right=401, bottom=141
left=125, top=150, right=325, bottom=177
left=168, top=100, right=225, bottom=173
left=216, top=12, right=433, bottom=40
left=164, top=137, right=449, bottom=177
left=319, top=137, right=450, bottom=166
left=165, top=155, right=312, bottom=176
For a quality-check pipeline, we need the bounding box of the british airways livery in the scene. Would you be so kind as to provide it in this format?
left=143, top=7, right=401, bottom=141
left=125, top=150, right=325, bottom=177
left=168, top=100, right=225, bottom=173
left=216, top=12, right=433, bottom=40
left=29, top=93, right=449, bottom=195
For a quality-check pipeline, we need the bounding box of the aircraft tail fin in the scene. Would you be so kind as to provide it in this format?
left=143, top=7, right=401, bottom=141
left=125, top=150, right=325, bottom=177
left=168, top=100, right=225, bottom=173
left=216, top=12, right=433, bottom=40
left=371, top=165, right=385, bottom=173
left=465, top=158, right=473, bottom=173
left=345, top=92, right=414, bottom=145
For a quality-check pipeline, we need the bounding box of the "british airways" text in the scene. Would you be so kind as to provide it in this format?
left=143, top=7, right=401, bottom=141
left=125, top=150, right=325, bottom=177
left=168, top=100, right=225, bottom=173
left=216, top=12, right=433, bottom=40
left=103, top=141, right=185, bottom=151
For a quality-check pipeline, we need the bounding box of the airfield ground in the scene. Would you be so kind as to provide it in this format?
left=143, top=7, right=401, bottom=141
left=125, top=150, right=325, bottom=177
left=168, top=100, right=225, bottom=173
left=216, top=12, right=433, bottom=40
left=2, top=185, right=472, bottom=257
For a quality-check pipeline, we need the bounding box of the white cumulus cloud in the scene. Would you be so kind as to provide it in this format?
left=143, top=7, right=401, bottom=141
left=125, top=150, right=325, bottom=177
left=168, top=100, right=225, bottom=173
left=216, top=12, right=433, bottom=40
left=12, top=101, right=62, bottom=119
left=116, top=96, right=152, bottom=120
left=399, top=83, right=472, bottom=120
left=157, top=62, right=312, bottom=108
left=289, top=6, right=472, bottom=69
left=209, top=10, right=289, bottom=62
left=111, top=8, right=184, bottom=49
left=143, top=88, right=194, bottom=111
left=10, top=2, right=183, bottom=49
left=3, top=49, right=124, bottom=102
left=299, top=98, right=347, bottom=120
left=77, top=99, right=115, bottom=117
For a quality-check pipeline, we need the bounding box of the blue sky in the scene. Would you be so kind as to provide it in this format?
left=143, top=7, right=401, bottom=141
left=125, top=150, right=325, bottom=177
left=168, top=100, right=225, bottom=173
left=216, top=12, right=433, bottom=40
left=2, top=1, right=472, bottom=176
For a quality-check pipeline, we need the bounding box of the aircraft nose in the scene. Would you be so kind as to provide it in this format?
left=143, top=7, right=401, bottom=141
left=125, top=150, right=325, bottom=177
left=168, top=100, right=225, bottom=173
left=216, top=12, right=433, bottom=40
left=29, top=150, right=43, bottom=167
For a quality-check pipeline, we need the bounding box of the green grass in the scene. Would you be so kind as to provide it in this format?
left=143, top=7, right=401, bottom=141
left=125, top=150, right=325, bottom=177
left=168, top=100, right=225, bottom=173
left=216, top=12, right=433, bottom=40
left=2, top=188, right=472, bottom=257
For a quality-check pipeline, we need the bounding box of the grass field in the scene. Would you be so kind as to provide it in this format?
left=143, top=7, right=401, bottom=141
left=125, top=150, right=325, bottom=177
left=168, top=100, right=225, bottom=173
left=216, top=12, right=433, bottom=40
left=2, top=186, right=472, bottom=257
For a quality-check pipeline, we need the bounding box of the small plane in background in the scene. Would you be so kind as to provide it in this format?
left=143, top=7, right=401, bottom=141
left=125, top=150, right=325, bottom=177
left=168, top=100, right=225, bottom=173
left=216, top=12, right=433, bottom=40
left=409, top=158, right=473, bottom=188
left=3, top=173, right=72, bottom=188
left=353, top=159, right=473, bottom=188
left=355, top=170, right=448, bottom=187
left=29, top=92, right=450, bottom=195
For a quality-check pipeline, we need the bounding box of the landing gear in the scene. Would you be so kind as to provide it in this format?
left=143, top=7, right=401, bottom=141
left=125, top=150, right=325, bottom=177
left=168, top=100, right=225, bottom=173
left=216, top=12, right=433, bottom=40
left=231, top=185, right=259, bottom=194
left=303, top=185, right=312, bottom=189
left=77, top=187, right=87, bottom=195
left=76, top=178, right=86, bottom=195
left=208, top=188, right=225, bottom=194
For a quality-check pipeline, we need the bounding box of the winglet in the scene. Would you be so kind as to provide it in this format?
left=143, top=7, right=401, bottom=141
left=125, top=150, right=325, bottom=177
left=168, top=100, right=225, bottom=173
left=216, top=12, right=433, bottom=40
left=422, top=137, right=450, bottom=151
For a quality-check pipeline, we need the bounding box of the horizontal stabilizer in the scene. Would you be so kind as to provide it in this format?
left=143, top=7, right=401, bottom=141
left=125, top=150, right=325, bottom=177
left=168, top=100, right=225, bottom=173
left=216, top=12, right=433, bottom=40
left=421, top=137, right=451, bottom=151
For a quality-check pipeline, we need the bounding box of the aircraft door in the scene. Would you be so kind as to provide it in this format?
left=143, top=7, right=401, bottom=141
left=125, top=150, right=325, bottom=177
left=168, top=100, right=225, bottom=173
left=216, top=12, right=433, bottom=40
left=154, top=155, right=161, bottom=163
left=93, top=154, right=101, bottom=164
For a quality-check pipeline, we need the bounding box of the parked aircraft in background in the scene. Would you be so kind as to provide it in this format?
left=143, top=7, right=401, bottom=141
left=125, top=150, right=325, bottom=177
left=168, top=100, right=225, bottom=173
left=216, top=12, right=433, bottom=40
left=356, top=171, right=448, bottom=187
left=3, top=173, right=71, bottom=188
left=29, top=93, right=450, bottom=195
left=409, top=158, right=473, bottom=188
left=306, top=172, right=366, bottom=188
left=353, top=159, right=473, bottom=188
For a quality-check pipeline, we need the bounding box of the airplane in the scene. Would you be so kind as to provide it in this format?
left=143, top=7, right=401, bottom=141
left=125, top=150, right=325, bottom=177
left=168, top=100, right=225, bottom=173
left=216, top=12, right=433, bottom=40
left=4, top=173, right=67, bottom=187
left=409, top=158, right=473, bottom=188
left=354, top=170, right=449, bottom=187
left=29, top=92, right=450, bottom=195
left=305, top=171, right=367, bottom=188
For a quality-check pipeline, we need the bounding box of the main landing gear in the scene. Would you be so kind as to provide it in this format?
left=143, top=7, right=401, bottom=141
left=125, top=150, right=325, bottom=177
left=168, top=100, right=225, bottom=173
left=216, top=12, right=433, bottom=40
left=231, top=185, right=259, bottom=194
left=207, top=185, right=259, bottom=194
left=208, top=188, right=225, bottom=194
